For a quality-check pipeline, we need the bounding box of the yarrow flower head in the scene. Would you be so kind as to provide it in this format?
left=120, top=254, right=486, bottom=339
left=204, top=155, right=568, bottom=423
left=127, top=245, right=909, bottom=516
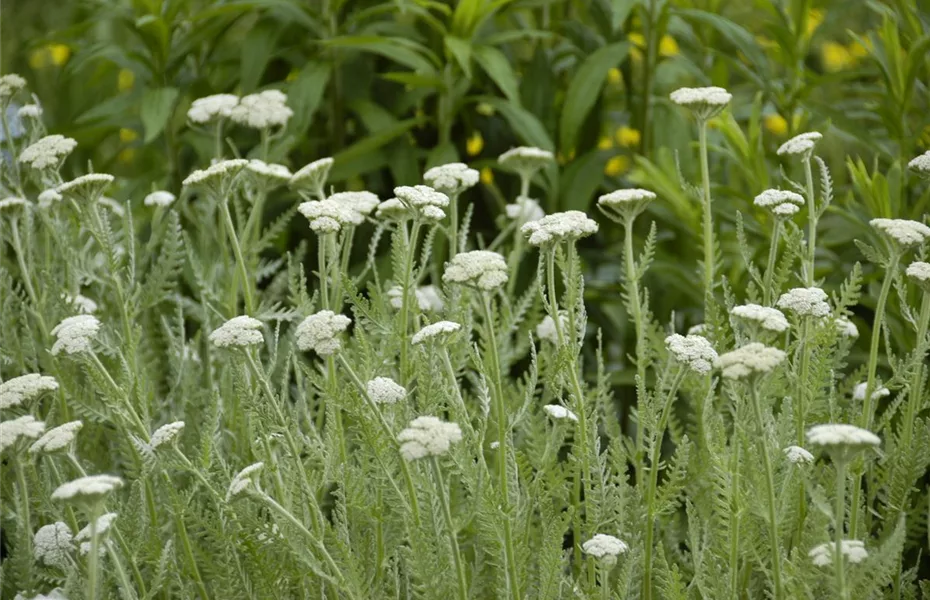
left=229, top=90, right=292, bottom=129
left=423, top=162, right=479, bottom=196
left=295, top=310, right=351, bottom=356
left=670, top=86, right=732, bottom=120
left=731, top=304, right=789, bottom=334
left=290, top=157, right=334, bottom=197
left=394, top=185, right=449, bottom=221
left=398, top=416, right=463, bottom=461
left=498, top=146, right=555, bottom=181
left=38, top=189, right=63, bottom=208
left=442, top=250, right=508, bottom=291
left=870, top=218, right=930, bottom=248
left=505, top=196, right=545, bottom=223
left=367, top=377, right=406, bottom=405
left=187, top=94, right=239, bottom=123
left=581, top=534, right=629, bottom=565
left=388, top=285, right=444, bottom=312
left=412, top=320, right=461, bottom=345
left=143, top=190, right=176, bottom=208
left=375, top=198, right=412, bottom=221
left=753, top=189, right=805, bottom=219
left=783, top=445, right=814, bottom=464
left=521, top=211, right=598, bottom=247
left=806, top=424, right=880, bottom=460
left=150, top=421, right=185, bottom=449
left=0, top=73, right=27, bottom=102
left=715, top=343, right=785, bottom=380
left=19, top=135, right=77, bottom=170
left=536, top=313, right=568, bottom=344
left=298, top=199, right=360, bottom=233
left=51, top=315, right=101, bottom=355
left=1, top=416, right=46, bottom=454
left=835, top=316, right=859, bottom=338
left=18, top=104, right=42, bottom=119
left=52, top=475, right=123, bottom=506
left=227, top=463, right=264, bottom=500
left=209, top=316, right=263, bottom=348
left=0, top=374, right=59, bottom=409
left=597, top=188, right=656, bottom=221
left=777, top=132, right=822, bottom=157
left=665, top=334, right=718, bottom=374
left=907, top=261, right=930, bottom=291
left=852, top=382, right=890, bottom=402
left=543, top=404, right=578, bottom=422
left=56, top=173, right=115, bottom=203
left=30, top=421, right=82, bottom=455
left=777, top=287, right=831, bottom=318
left=182, top=159, right=249, bottom=192
left=246, top=160, right=292, bottom=188
left=76, top=512, right=118, bottom=544
left=14, top=589, right=69, bottom=600
left=34, top=522, right=74, bottom=569
left=809, top=540, right=868, bottom=566
left=329, top=191, right=380, bottom=220
left=907, top=151, right=930, bottom=180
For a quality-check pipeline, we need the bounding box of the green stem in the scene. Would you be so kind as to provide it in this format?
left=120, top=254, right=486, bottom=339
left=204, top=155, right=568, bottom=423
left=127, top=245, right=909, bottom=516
left=87, top=506, right=101, bottom=600
left=106, top=539, right=139, bottom=600
left=505, top=177, right=531, bottom=297
left=749, top=383, right=784, bottom=600
left=14, top=458, right=33, bottom=583
left=431, top=457, right=468, bottom=600
left=600, top=561, right=612, bottom=600
left=796, top=319, right=812, bottom=445
left=698, top=120, right=715, bottom=307
left=834, top=459, right=848, bottom=600
left=448, top=192, right=459, bottom=259
left=220, top=198, right=254, bottom=314
left=639, top=0, right=658, bottom=156
left=399, top=221, right=422, bottom=384
left=763, top=219, right=783, bottom=306
left=804, top=156, right=817, bottom=286
left=624, top=216, right=647, bottom=487
left=728, top=443, right=741, bottom=600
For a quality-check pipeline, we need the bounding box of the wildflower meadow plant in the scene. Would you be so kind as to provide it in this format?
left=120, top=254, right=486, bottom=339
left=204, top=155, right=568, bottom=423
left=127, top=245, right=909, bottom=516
left=2, top=45, right=930, bottom=600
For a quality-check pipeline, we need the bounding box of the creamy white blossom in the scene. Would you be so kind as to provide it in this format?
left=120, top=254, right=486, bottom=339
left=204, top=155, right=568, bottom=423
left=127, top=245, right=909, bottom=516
left=581, top=534, right=629, bottom=563
left=227, top=463, right=264, bottom=500
left=597, top=188, right=656, bottom=221
left=38, top=189, right=63, bottom=207
left=75, top=513, right=118, bottom=543
left=665, top=334, right=718, bottom=374
left=182, top=158, right=249, bottom=188
left=505, top=197, right=545, bottom=223
left=783, top=445, right=814, bottom=464
left=0, top=374, right=59, bottom=409
left=246, top=159, right=292, bottom=186
left=412, top=321, right=462, bottom=345
left=97, top=196, right=126, bottom=217
left=906, top=261, right=930, bottom=289
left=295, top=310, right=351, bottom=355
left=0, top=196, right=28, bottom=211
left=150, top=421, right=185, bottom=449
left=419, top=204, right=446, bottom=222
left=19, top=135, right=77, bottom=170
left=687, top=323, right=707, bottom=336
left=0, top=73, right=27, bottom=101
left=34, top=522, right=73, bottom=569
left=543, top=404, right=578, bottom=422
left=375, top=198, right=411, bottom=220
left=754, top=189, right=805, bottom=218
left=852, top=382, right=890, bottom=401
left=423, top=162, right=479, bottom=196
left=330, top=191, right=380, bottom=218
left=777, top=287, right=831, bottom=318
left=835, top=316, right=859, bottom=338
left=670, top=86, right=731, bottom=120
left=498, top=146, right=555, bottom=177
left=806, top=424, right=880, bottom=449
left=209, top=316, right=263, bottom=348
left=14, top=589, right=69, bottom=600
left=64, top=294, right=98, bottom=314
left=398, top=416, right=463, bottom=461
left=51, top=315, right=101, bottom=355
left=388, top=285, right=444, bottom=311
left=30, top=421, right=82, bottom=455
left=908, top=151, right=930, bottom=177
left=715, top=343, right=785, bottom=380
left=870, top=218, right=930, bottom=247
left=56, top=174, right=115, bottom=202
left=731, top=304, right=789, bottom=333
left=143, top=190, right=176, bottom=208
left=290, top=157, right=334, bottom=194
left=809, top=540, right=868, bottom=566
left=187, top=94, right=239, bottom=123
left=299, top=198, right=366, bottom=232
left=1, top=416, right=46, bottom=453
left=522, top=211, right=598, bottom=246
left=367, top=377, right=406, bottom=404
left=442, top=250, right=508, bottom=290
left=536, top=314, right=568, bottom=343
left=777, top=132, right=822, bottom=157
left=52, top=475, right=123, bottom=503
left=229, top=90, right=292, bottom=129
left=394, top=185, right=450, bottom=221
left=18, top=104, right=42, bottom=119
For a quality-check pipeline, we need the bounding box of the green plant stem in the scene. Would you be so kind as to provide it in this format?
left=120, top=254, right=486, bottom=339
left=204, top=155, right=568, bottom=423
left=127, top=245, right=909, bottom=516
left=639, top=0, right=658, bottom=156
left=728, top=443, right=741, bottom=600
left=698, top=120, right=715, bottom=307
left=441, top=348, right=469, bottom=421
left=850, top=251, right=899, bottom=537
left=14, top=458, right=33, bottom=583
left=431, top=457, right=468, bottom=600
left=834, top=459, right=849, bottom=600
left=804, top=156, right=817, bottom=286
left=448, top=192, right=459, bottom=259
left=220, top=197, right=254, bottom=314
left=10, top=218, right=42, bottom=323
left=748, top=383, right=784, bottom=600
left=505, top=177, right=531, bottom=297
left=600, top=561, right=612, bottom=600
left=796, top=319, right=812, bottom=445
left=87, top=506, right=101, bottom=600
left=106, top=539, right=139, bottom=600
left=642, top=367, right=686, bottom=600
left=167, top=486, right=210, bottom=600
left=763, top=219, right=783, bottom=306
left=336, top=226, right=356, bottom=309
left=399, top=221, right=422, bottom=384
left=624, top=216, right=648, bottom=487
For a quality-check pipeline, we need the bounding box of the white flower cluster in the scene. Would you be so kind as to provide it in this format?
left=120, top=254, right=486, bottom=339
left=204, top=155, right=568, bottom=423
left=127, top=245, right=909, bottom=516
left=715, top=343, right=785, bottom=380
left=57, top=174, right=115, bottom=203
left=670, top=86, right=731, bottom=120
left=776, top=287, right=830, bottom=318
left=295, top=310, right=351, bottom=355
left=907, top=151, right=930, bottom=176
left=76, top=512, right=118, bottom=542
left=34, top=522, right=74, bottom=569
left=367, top=377, right=406, bottom=404
left=521, top=211, right=598, bottom=247
left=498, top=146, right=555, bottom=177
left=52, top=474, right=124, bottom=503
left=423, top=162, right=479, bottom=196
left=581, top=533, right=629, bottom=563
left=398, top=416, right=463, bottom=461
left=229, top=90, right=292, bottom=129
left=187, top=94, right=239, bottom=123
left=505, top=196, right=545, bottom=223
left=151, top=421, right=185, bottom=449
left=1, top=415, right=46, bottom=453
left=0, top=73, right=26, bottom=101
left=182, top=158, right=249, bottom=188
left=412, top=320, right=461, bottom=345
left=536, top=313, right=568, bottom=343
left=852, top=382, right=890, bottom=402
left=19, top=135, right=78, bottom=170
left=777, top=132, right=822, bottom=157
left=665, top=334, right=718, bottom=374
left=907, top=261, right=930, bottom=290
left=753, top=189, right=805, bottom=218
left=0, top=374, right=59, bottom=409
left=442, top=250, right=508, bottom=291
left=806, top=424, right=880, bottom=449
left=809, top=540, right=868, bottom=566
left=870, top=218, right=930, bottom=247
left=387, top=285, right=444, bottom=312
left=0, top=196, right=28, bottom=211
left=63, top=293, right=97, bottom=314
left=246, top=160, right=292, bottom=186
left=30, top=421, right=82, bottom=455
left=14, top=589, right=68, bottom=600
left=597, top=188, right=656, bottom=221
left=38, top=189, right=62, bottom=208
left=51, top=315, right=101, bottom=355
left=329, top=191, right=380, bottom=219
left=783, top=445, right=814, bottom=464
left=835, top=316, right=859, bottom=338
left=227, top=463, right=264, bottom=500
left=18, top=104, right=42, bottom=119
left=299, top=199, right=360, bottom=233
left=543, top=404, right=578, bottom=422
left=394, top=185, right=449, bottom=221
left=209, top=316, right=263, bottom=348
left=290, top=157, right=334, bottom=193
left=731, top=304, right=789, bottom=333
left=144, top=190, right=176, bottom=208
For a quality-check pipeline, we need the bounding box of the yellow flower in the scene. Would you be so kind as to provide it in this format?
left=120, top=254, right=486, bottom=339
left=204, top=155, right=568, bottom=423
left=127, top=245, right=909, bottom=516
left=604, top=155, right=630, bottom=177
left=476, top=102, right=495, bottom=116
left=607, top=68, right=622, bottom=86
left=628, top=32, right=645, bottom=48
left=821, top=41, right=853, bottom=72
left=118, top=69, right=135, bottom=92
left=119, top=128, right=138, bottom=143
left=755, top=36, right=777, bottom=50
left=557, top=148, right=576, bottom=165
left=466, top=131, right=484, bottom=156
left=480, top=167, right=494, bottom=185
left=848, top=38, right=870, bottom=59
left=286, top=69, right=299, bottom=83
left=764, top=114, right=788, bottom=137
left=806, top=9, right=824, bottom=37
left=615, top=126, right=641, bottom=148
left=48, top=44, right=71, bottom=66
left=118, top=148, right=136, bottom=164
left=659, top=35, right=679, bottom=57
left=598, top=136, right=614, bottom=150
left=29, top=44, right=71, bottom=69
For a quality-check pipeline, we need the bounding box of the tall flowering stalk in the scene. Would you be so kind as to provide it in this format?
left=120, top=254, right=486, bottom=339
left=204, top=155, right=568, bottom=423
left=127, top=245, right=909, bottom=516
left=777, top=132, right=822, bottom=285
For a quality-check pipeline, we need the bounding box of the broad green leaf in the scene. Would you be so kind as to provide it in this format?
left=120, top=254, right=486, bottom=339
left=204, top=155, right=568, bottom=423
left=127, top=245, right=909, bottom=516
left=426, top=142, right=459, bottom=169
left=559, top=150, right=607, bottom=212
left=474, top=45, right=520, bottom=104
left=477, top=96, right=554, bottom=151
left=676, top=9, right=767, bottom=73
left=559, top=42, right=629, bottom=154
left=444, top=36, right=473, bottom=79
left=610, top=0, right=636, bottom=32
left=288, top=62, right=331, bottom=134
left=324, top=36, right=436, bottom=74
left=240, top=25, right=280, bottom=93
left=334, top=117, right=426, bottom=164
left=141, top=87, right=179, bottom=143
